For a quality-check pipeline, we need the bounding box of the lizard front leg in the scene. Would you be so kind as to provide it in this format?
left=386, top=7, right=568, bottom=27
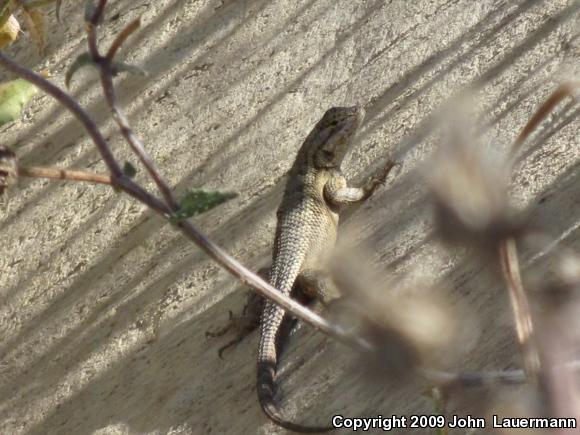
left=324, top=159, right=397, bottom=205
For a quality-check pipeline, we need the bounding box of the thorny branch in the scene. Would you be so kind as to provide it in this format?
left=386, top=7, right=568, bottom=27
left=1, top=1, right=579, bottom=396
left=86, top=2, right=180, bottom=210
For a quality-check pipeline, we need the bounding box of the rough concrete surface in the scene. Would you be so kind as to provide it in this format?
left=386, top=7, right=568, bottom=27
left=0, top=0, right=579, bottom=434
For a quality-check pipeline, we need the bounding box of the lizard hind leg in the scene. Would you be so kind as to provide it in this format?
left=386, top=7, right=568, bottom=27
left=205, top=267, right=268, bottom=358
left=206, top=291, right=264, bottom=359
left=296, top=269, right=340, bottom=306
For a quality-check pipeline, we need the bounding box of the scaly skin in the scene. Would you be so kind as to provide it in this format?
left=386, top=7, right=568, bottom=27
left=258, top=106, right=394, bottom=432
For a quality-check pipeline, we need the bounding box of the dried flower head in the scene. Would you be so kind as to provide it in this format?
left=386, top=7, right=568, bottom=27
left=427, top=103, right=524, bottom=251
left=526, top=240, right=580, bottom=313
left=329, top=250, right=455, bottom=379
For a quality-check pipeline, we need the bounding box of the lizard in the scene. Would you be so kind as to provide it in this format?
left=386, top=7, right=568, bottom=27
left=257, top=105, right=396, bottom=432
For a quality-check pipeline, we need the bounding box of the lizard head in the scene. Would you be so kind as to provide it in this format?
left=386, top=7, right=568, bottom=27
left=311, top=106, right=365, bottom=169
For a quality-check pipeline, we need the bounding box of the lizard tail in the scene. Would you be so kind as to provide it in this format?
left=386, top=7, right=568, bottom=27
left=257, top=359, right=334, bottom=433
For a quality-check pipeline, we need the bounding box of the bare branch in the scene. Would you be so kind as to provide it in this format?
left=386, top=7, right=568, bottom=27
left=87, top=0, right=107, bottom=26
left=97, top=63, right=180, bottom=210
left=106, top=17, right=141, bottom=60
left=85, top=4, right=178, bottom=210
left=85, top=0, right=107, bottom=60
left=511, top=81, right=579, bottom=155
left=18, top=165, right=112, bottom=185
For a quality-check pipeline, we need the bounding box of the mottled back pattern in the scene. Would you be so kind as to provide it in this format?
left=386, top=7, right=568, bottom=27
left=257, top=107, right=365, bottom=432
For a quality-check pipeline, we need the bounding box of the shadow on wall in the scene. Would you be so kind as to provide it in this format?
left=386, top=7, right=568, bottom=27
left=0, top=0, right=578, bottom=433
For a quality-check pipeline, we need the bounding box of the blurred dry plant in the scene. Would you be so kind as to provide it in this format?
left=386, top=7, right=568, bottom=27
left=1, top=0, right=579, bottom=429
left=329, top=247, right=457, bottom=381
left=425, top=83, right=580, bottom=425
left=0, top=0, right=63, bottom=52
left=0, top=1, right=64, bottom=129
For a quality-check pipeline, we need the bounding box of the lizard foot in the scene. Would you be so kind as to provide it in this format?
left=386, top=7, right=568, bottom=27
left=206, top=291, right=264, bottom=359
left=363, top=159, right=400, bottom=198
left=205, top=310, right=236, bottom=338
left=377, top=159, right=400, bottom=184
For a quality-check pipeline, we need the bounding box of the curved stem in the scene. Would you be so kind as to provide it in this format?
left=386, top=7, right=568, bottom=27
left=499, top=237, right=540, bottom=379
left=98, top=61, right=180, bottom=211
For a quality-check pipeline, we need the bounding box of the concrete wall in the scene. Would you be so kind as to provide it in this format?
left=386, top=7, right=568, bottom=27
left=1, top=0, right=579, bottom=433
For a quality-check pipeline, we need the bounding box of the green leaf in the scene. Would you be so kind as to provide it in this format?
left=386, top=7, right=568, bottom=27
left=122, top=161, right=137, bottom=178
left=65, top=52, right=96, bottom=88
left=0, top=78, right=38, bottom=126
left=171, top=190, right=237, bottom=222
